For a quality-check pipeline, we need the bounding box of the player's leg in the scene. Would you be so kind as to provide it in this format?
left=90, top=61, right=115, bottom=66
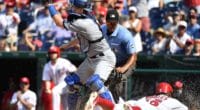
left=86, top=74, right=114, bottom=101
left=41, top=81, right=54, bottom=110
left=91, top=54, right=116, bottom=102
left=52, top=82, right=67, bottom=110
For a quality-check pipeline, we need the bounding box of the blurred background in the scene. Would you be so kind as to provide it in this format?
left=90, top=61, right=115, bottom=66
left=0, top=0, right=200, bottom=109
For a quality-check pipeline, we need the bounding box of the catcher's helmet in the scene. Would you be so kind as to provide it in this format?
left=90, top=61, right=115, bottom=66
left=70, top=0, right=90, bottom=8
left=48, top=46, right=61, bottom=57
left=156, top=82, right=173, bottom=94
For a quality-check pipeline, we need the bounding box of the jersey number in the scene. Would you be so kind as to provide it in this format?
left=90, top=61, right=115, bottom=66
left=150, top=99, right=162, bottom=106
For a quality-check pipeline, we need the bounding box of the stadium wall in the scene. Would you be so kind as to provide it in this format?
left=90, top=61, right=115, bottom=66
left=0, top=52, right=199, bottom=108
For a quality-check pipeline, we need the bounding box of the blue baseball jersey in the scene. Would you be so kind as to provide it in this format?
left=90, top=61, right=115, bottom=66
left=101, top=24, right=136, bottom=66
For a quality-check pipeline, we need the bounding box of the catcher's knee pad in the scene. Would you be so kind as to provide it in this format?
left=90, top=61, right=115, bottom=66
left=86, top=74, right=113, bottom=101
left=64, top=72, right=80, bottom=86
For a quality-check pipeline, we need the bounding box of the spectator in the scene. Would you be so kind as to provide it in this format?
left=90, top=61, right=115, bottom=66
left=17, top=0, right=34, bottom=37
left=184, top=0, right=200, bottom=14
left=0, top=0, right=20, bottom=36
left=52, top=7, right=74, bottom=47
left=164, top=11, right=181, bottom=34
left=123, top=6, right=143, bottom=53
left=94, top=3, right=108, bottom=25
left=167, top=20, right=191, bottom=54
left=5, top=34, right=18, bottom=51
left=186, top=14, right=200, bottom=39
left=151, top=28, right=168, bottom=55
left=23, top=4, right=56, bottom=51
left=10, top=77, right=37, bottom=110
left=132, top=0, right=151, bottom=33
left=188, top=7, right=198, bottom=16
left=18, top=32, right=38, bottom=51
left=0, top=35, right=10, bottom=51
left=164, top=0, right=181, bottom=5
left=184, top=38, right=194, bottom=56
left=193, top=39, right=200, bottom=56
left=114, top=0, right=126, bottom=16
left=0, top=0, right=20, bottom=51
left=42, top=46, right=77, bottom=110
left=53, top=26, right=74, bottom=47
left=148, top=0, right=164, bottom=10
left=0, top=0, right=5, bottom=14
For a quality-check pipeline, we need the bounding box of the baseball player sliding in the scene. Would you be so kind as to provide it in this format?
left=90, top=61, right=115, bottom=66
left=136, top=82, right=188, bottom=110
left=47, top=0, right=116, bottom=109
left=42, top=46, right=77, bottom=110
left=85, top=82, right=188, bottom=110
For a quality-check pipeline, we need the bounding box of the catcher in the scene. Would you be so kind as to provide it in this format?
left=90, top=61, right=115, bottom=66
left=48, top=0, right=116, bottom=109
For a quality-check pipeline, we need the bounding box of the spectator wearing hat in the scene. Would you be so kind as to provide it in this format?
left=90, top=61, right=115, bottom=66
left=167, top=20, right=192, bottom=54
left=123, top=6, right=143, bottom=53
left=0, top=0, right=21, bottom=35
left=0, top=0, right=21, bottom=51
left=187, top=14, right=200, bottom=39
left=132, top=0, right=151, bottom=33
left=10, top=77, right=37, bottom=110
left=151, top=27, right=168, bottom=55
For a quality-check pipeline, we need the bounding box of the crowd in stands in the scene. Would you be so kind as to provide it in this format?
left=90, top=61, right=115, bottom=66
left=0, top=0, right=200, bottom=56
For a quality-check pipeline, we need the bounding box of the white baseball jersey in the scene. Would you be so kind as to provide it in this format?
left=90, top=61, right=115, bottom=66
left=0, top=13, right=20, bottom=36
left=42, top=57, right=77, bottom=85
left=42, top=57, right=77, bottom=110
left=136, top=94, right=188, bottom=110
left=10, top=90, right=37, bottom=110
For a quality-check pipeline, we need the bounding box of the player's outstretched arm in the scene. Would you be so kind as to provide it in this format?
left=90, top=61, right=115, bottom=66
left=48, top=4, right=64, bottom=28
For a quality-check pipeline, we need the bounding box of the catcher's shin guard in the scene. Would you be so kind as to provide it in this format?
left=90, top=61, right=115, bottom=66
left=86, top=74, right=114, bottom=102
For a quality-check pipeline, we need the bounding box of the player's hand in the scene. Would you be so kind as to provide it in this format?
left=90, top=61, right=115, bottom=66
left=17, top=91, right=22, bottom=101
left=115, top=67, right=127, bottom=74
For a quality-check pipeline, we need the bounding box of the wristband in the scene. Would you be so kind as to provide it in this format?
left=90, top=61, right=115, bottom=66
left=48, top=5, right=58, bottom=17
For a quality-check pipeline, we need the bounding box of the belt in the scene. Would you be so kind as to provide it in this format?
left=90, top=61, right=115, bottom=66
left=90, top=52, right=105, bottom=59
